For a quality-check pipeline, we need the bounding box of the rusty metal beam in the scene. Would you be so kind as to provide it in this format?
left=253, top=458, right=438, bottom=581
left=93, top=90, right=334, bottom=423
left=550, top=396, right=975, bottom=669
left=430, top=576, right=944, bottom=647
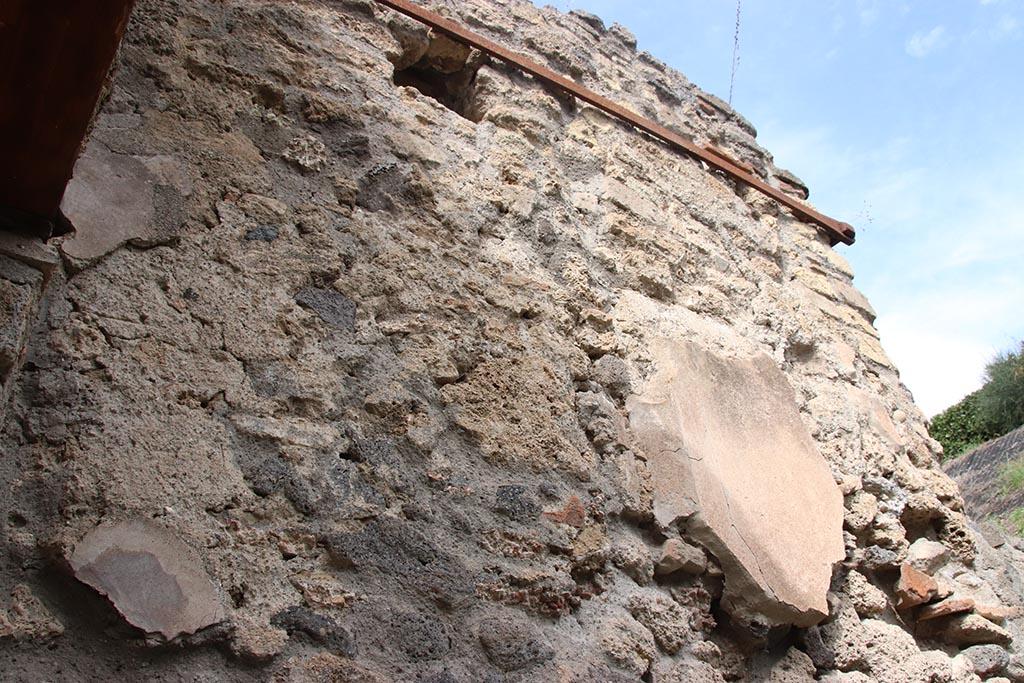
left=0, top=0, right=137, bottom=238
left=373, top=0, right=856, bottom=246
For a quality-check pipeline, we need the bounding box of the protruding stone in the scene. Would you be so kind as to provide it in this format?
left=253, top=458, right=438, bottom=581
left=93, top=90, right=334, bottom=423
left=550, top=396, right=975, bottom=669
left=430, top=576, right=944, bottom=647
left=627, top=591, right=692, bottom=655
left=69, top=520, right=224, bottom=639
left=916, top=597, right=975, bottom=621
left=837, top=475, right=862, bottom=496
left=901, top=492, right=945, bottom=528
left=655, top=538, right=707, bottom=576
left=941, top=614, right=1012, bottom=647
left=423, top=31, right=472, bottom=74
left=60, top=141, right=184, bottom=265
left=961, top=644, right=1010, bottom=677
left=627, top=340, right=844, bottom=627
left=975, top=604, right=1019, bottom=622
left=837, top=570, right=887, bottom=618
left=759, top=647, right=817, bottom=682
left=905, top=538, right=949, bottom=574
left=600, top=615, right=657, bottom=676
left=0, top=232, right=60, bottom=281
left=610, top=538, right=654, bottom=585
left=894, top=564, right=938, bottom=610
left=858, top=545, right=900, bottom=571
left=819, top=606, right=869, bottom=672
left=844, top=491, right=878, bottom=534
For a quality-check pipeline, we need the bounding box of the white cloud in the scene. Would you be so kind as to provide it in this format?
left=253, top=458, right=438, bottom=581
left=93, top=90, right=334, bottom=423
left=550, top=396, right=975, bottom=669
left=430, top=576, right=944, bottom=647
left=877, top=273, right=1024, bottom=416
left=865, top=185, right=1024, bottom=416
left=857, top=0, right=881, bottom=25
left=906, top=26, right=949, bottom=57
left=756, top=113, right=1024, bottom=419
left=878, top=324, right=989, bottom=417
left=992, top=14, right=1021, bottom=39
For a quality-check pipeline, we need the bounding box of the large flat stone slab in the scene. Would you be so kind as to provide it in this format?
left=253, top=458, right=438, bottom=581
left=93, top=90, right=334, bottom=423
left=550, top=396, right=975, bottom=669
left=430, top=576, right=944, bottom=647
left=69, top=520, right=224, bottom=639
left=627, top=339, right=844, bottom=627
left=60, top=140, right=188, bottom=267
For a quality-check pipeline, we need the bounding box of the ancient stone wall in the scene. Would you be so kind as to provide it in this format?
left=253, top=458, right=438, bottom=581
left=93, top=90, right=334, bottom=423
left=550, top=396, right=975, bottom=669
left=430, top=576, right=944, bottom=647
left=2, top=1, right=1023, bottom=681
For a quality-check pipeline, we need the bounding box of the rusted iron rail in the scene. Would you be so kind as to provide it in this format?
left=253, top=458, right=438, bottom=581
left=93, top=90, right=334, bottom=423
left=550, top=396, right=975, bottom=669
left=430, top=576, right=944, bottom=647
left=0, top=0, right=137, bottom=238
left=373, top=0, right=856, bottom=246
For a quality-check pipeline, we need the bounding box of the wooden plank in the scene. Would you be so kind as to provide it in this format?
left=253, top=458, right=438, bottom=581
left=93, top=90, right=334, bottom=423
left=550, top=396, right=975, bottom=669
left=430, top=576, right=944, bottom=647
left=373, top=0, right=856, bottom=246
left=0, top=0, right=136, bottom=238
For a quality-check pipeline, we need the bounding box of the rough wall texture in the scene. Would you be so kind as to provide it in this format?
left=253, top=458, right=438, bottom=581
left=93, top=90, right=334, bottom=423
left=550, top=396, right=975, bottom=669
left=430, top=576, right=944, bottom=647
left=2, top=1, right=1024, bottom=682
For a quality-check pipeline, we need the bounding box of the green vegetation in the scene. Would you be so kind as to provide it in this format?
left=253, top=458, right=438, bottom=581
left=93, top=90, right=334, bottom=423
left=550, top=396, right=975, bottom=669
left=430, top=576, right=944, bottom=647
left=931, top=391, right=997, bottom=460
left=1007, top=508, right=1024, bottom=536
left=977, top=341, right=1024, bottom=436
left=1000, top=455, right=1024, bottom=494
left=932, top=340, right=1024, bottom=461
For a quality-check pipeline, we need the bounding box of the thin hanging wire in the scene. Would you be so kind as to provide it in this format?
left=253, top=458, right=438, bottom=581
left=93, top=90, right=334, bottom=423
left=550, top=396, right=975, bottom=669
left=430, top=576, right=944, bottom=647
left=728, top=0, right=742, bottom=106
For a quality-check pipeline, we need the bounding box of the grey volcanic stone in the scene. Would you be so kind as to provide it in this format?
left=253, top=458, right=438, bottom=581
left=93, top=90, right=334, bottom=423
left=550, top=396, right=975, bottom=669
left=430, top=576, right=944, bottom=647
left=478, top=615, right=554, bottom=671
left=390, top=610, right=451, bottom=661
left=244, top=226, right=279, bottom=242
left=592, top=354, right=632, bottom=399
left=295, top=287, right=356, bottom=330
left=961, top=644, right=1010, bottom=676
left=493, top=484, right=541, bottom=521
left=270, top=607, right=356, bottom=657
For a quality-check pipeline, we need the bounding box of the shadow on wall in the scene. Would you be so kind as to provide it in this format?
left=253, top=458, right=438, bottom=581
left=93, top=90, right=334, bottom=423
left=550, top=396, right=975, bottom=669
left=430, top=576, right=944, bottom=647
left=389, top=23, right=487, bottom=122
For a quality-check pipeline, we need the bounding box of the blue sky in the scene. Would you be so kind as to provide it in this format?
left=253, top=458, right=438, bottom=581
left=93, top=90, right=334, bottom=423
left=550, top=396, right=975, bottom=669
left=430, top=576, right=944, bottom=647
left=536, top=0, right=1024, bottom=417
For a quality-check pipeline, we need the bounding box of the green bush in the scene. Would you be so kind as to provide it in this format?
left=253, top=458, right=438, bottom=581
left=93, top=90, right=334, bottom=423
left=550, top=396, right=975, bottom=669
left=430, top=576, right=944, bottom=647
left=977, top=340, right=1024, bottom=436
left=930, top=390, right=997, bottom=460
left=1001, top=455, right=1024, bottom=494
left=930, top=339, right=1024, bottom=460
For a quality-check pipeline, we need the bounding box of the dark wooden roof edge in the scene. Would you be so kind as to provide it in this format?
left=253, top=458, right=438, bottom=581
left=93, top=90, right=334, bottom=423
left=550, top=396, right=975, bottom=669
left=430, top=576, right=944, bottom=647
left=0, top=1, right=137, bottom=239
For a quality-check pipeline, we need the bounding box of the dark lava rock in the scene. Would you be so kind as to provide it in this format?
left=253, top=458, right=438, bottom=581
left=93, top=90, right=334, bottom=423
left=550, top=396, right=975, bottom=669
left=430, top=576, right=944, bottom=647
left=961, top=644, right=1010, bottom=676
left=859, top=545, right=900, bottom=571
left=295, top=287, right=356, bottom=330
left=271, top=606, right=356, bottom=657
left=391, top=611, right=452, bottom=661
left=493, top=485, right=541, bottom=521
left=591, top=354, right=632, bottom=400
left=478, top=615, right=554, bottom=672
left=322, top=518, right=473, bottom=609
left=245, top=225, right=279, bottom=242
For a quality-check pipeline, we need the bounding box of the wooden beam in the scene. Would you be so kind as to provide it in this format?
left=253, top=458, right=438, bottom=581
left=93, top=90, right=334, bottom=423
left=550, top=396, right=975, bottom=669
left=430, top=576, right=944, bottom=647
left=0, top=0, right=136, bottom=238
left=374, top=0, right=856, bottom=246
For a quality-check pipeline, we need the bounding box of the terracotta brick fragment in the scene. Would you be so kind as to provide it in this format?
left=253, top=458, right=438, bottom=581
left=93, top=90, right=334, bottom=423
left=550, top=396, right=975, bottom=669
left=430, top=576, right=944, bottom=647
left=917, top=597, right=975, bottom=621
left=894, top=563, right=938, bottom=610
